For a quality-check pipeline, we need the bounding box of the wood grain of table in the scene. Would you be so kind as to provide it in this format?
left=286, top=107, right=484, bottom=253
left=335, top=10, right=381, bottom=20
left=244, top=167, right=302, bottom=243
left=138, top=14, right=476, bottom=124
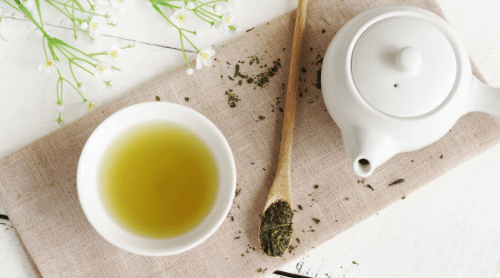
left=1, top=0, right=499, bottom=277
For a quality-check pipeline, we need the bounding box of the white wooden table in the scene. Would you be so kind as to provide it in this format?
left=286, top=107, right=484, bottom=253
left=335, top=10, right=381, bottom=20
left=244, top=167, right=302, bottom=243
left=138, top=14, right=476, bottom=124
left=1, top=0, right=500, bottom=277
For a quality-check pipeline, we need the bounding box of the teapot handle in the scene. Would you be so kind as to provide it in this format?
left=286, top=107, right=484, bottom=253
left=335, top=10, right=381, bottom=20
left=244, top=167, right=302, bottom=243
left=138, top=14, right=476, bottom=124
left=466, top=76, right=500, bottom=117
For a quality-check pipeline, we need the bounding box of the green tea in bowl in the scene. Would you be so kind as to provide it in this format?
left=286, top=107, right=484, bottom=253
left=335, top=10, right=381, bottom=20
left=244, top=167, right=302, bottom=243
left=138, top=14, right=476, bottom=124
left=77, top=102, right=236, bottom=256
left=99, top=121, right=219, bottom=239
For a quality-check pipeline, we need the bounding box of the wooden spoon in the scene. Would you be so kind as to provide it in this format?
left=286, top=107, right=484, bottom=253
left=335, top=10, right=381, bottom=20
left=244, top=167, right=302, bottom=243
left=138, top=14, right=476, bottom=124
left=259, top=0, right=309, bottom=256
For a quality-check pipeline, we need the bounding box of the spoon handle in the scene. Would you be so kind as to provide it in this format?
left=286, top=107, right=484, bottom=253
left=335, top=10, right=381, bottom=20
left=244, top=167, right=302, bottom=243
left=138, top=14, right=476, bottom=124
left=276, top=0, right=309, bottom=174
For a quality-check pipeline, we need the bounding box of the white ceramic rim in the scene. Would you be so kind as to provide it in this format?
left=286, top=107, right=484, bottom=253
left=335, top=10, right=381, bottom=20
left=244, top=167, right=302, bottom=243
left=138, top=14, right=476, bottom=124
left=77, top=102, right=236, bottom=256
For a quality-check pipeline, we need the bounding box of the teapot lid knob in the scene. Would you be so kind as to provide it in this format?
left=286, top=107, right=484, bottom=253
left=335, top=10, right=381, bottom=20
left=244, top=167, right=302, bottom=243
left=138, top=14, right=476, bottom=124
left=351, top=16, right=457, bottom=118
left=397, top=46, right=421, bottom=72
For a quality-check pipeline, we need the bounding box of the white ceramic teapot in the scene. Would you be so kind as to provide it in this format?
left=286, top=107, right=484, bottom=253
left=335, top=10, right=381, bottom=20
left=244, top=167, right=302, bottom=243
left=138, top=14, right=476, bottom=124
left=321, top=5, right=500, bottom=177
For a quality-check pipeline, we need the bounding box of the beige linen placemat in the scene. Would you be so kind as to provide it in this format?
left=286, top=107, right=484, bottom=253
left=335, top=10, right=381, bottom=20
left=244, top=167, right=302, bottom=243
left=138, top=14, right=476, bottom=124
left=1, top=0, right=499, bottom=277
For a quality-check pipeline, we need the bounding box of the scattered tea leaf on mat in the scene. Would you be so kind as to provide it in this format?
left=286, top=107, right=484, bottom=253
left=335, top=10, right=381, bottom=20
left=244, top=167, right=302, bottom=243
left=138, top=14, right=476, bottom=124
left=235, top=188, right=241, bottom=198
left=260, top=201, right=293, bottom=257
left=313, top=184, right=319, bottom=189
left=388, top=179, right=405, bottom=186
left=225, top=90, right=240, bottom=108
left=366, top=184, right=374, bottom=191
left=312, top=218, right=320, bottom=224
left=155, top=96, right=160, bottom=101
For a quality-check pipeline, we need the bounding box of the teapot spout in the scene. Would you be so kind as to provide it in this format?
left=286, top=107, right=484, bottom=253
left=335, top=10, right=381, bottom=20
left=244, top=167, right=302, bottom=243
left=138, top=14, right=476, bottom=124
left=342, top=127, right=400, bottom=177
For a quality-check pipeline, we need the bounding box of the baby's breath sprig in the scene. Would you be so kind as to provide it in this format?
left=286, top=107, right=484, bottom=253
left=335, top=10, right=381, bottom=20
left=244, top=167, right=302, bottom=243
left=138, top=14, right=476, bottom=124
left=149, top=0, right=237, bottom=74
left=40, top=0, right=114, bottom=41
left=4, top=0, right=131, bottom=124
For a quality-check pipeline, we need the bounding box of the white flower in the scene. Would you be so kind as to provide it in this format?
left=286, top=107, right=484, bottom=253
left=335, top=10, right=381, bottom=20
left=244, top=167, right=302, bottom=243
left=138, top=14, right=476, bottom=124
left=217, top=0, right=235, bottom=13
left=110, top=0, right=132, bottom=10
left=104, top=80, right=114, bottom=90
left=185, top=1, right=195, bottom=9
left=107, top=43, right=122, bottom=62
left=38, top=59, right=54, bottom=73
left=222, top=12, right=234, bottom=34
left=80, top=21, right=88, bottom=30
left=95, top=0, right=109, bottom=6
left=131, top=41, right=141, bottom=49
left=56, top=104, right=64, bottom=113
left=89, top=16, right=106, bottom=39
left=212, top=21, right=221, bottom=29
left=185, top=68, right=194, bottom=75
left=196, top=48, right=215, bottom=70
left=24, top=0, right=33, bottom=8
left=0, top=17, right=10, bottom=27
left=170, top=8, right=189, bottom=26
left=94, top=61, right=112, bottom=81
left=81, top=100, right=101, bottom=114
left=78, top=86, right=87, bottom=93
left=108, top=14, right=117, bottom=23
left=215, top=4, right=223, bottom=14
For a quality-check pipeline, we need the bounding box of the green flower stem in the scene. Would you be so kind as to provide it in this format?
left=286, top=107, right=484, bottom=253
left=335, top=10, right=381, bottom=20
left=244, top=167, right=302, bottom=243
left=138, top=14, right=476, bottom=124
left=86, top=0, right=95, bottom=11
left=2, top=0, right=22, bottom=13
left=194, top=0, right=220, bottom=10
left=43, top=0, right=73, bottom=20
left=88, top=51, right=107, bottom=57
left=14, top=0, right=51, bottom=38
left=178, top=30, right=189, bottom=68
left=193, top=9, right=217, bottom=24
left=179, top=28, right=195, bottom=34
left=70, top=60, right=93, bottom=75
left=71, top=0, right=77, bottom=39
left=71, top=0, right=85, bottom=12
left=61, top=77, right=86, bottom=101
left=47, top=41, right=59, bottom=61
left=60, top=76, right=63, bottom=102
left=68, top=60, right=80, bottom=84
left=53, top=38, right=99, bottom=62
left=35, top=0, right=44, bottom=28
left=53, top=44, right=95, bottom=75
left=42, top=36, right=49, bottom=59
left=180, top=32, right=199, bottom=52
left=56, top=74, right=62, bottom=103
left=194, top=4, right=220, bottom=19
left=70, top=57, right=96, bottom=68
left=74, top=21, right=93, bottom=40
left=155, top=1, right=180, bottom=9
left=51, top=0, right=103, bottom=16
left=151, top=2, right=177, bottom=28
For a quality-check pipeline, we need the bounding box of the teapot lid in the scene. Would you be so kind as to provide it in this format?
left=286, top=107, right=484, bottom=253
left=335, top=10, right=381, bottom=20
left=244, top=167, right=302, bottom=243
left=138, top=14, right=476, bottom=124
left=351, top=15, right=457, bottom=117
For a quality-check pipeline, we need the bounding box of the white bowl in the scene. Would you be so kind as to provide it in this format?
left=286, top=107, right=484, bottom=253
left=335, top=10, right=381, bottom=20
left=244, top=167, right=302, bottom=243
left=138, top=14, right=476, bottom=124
left=77, top=102, right=236, bottom=256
